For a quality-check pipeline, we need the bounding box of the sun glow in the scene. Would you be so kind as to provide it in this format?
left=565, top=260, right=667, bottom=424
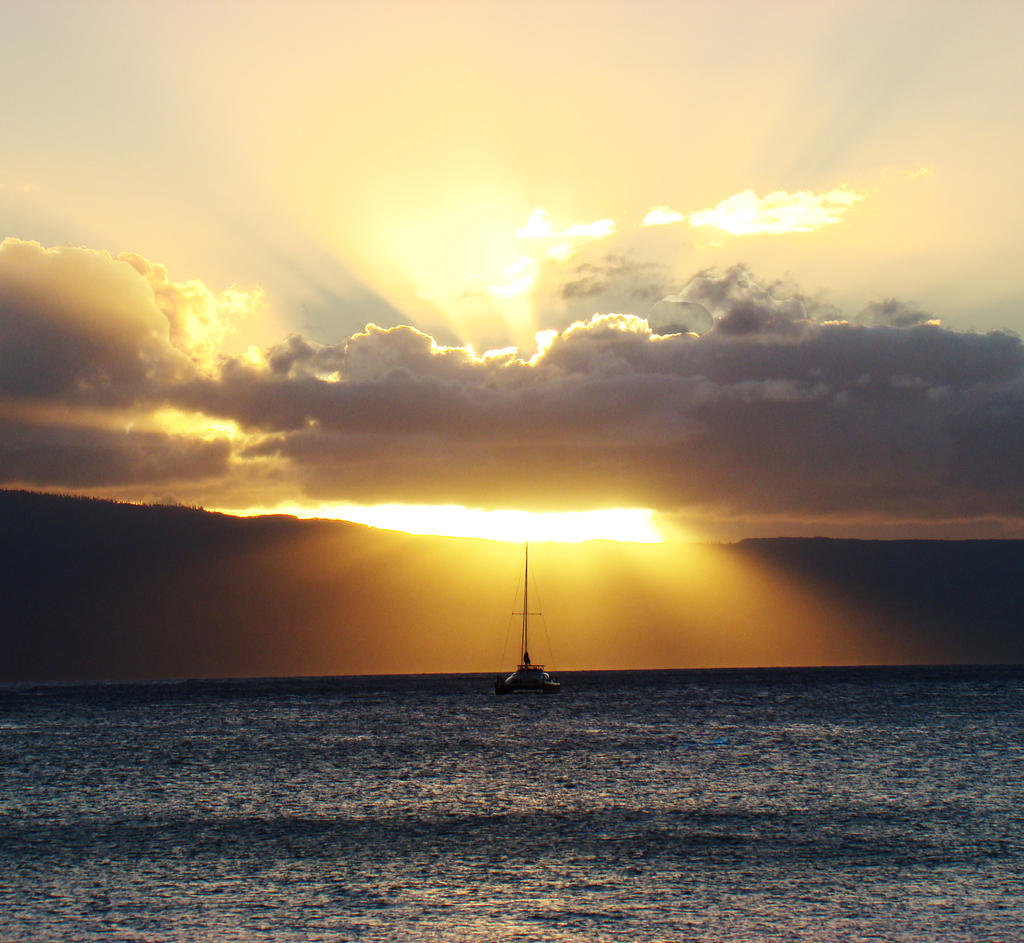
left=152, top=407, right=240, bottom=440
left=220, top=503, right=664, bottom=543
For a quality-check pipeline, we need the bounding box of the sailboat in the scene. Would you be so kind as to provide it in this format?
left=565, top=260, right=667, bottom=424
left=494, top=542, right=561, bottom=694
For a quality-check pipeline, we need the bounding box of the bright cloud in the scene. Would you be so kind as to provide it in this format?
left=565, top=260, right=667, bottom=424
left=561, top=219, right=616, bottom=239
left=642, top=205, right=686, bottom=227
left=515, top=208, right=616, bottom=243
left=480, top=208, right=619, bottom=300
left=120, top=253, right=264, bottom=374
left=487, top=255, right=540, bottom=299
left=515, top=208, right=555, bottom=240
left=689, top=186, right=863, bottom=235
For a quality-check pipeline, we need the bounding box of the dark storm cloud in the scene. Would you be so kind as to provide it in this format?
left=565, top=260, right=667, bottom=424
left=859, top=297, right=935, bottom=328
left=0, top=418, right=231, bottom=487
left=4, top=238, right=1024, bottom=530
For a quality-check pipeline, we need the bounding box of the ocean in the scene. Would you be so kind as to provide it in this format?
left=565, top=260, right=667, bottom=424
left=1, top=666, right=1022, bottom=941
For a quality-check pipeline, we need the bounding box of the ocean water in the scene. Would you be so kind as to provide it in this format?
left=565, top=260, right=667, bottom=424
left=1, top=666, right=1022, bottom=942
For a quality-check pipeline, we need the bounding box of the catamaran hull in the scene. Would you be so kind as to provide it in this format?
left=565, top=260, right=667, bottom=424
left=494, top=678, right=561, bottom=694
left=495, top=663, right=560, bottom=694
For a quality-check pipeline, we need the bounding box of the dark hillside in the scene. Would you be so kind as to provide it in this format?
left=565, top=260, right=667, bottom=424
left=0, top=491, right=392, bottom=681
left=736, top=537, right=1024, bottom=664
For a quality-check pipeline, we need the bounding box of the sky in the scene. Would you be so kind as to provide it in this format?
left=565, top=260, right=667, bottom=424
left=3, top=0, right=1024, bottom=542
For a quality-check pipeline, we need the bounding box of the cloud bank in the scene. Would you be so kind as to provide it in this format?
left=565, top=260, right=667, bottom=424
left=3, top=237, right=1024, bottom=537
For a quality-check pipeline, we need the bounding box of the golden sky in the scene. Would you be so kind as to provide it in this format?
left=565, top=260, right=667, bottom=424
left=3, top=0, right=1024, bottom=541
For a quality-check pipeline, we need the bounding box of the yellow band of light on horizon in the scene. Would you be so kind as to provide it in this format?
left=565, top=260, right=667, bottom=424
left=218, top=503, right=664, bottom=544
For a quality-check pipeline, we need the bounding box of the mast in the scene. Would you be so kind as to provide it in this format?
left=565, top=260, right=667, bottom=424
left=514, top=541, right=541, bottom=667
left=521, top=541, right=529, bottom=664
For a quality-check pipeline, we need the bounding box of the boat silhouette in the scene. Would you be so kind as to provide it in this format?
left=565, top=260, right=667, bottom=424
left=494, top=542, right=560, bottom=694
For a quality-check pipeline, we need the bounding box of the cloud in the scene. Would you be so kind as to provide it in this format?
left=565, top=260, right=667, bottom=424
left=646, top=298, right=715, bottom=336
left=487, top=255, right=539, bottom=299
left=0, top=416, right=231, bottom=487
left=5, top=242, right=1024, bottom=536
left=562, top=219, right=617, bottom=239
left=859, top=297, right=937, bottom=328
left=474, top=183, right=863, bottom=322
left=0, top=239, right=251, bottom=487
left=488, top=207, right=619, bottom=299
left=641, top=205, right=686, bottom=227
left=559, top=256, right=668, bottom=303
left=668, top=265, right=812, bottom=335
left=119, top=252, right=264, bottom=373
left=515, top=208, right=617, bottom=242
left=530, top=233, right=680, bottom=331
left=0, top=239, right=197, bottom=406
left=179, top=271, right=1024, bottom=531
left=689, top=186, right=862, bottom=235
